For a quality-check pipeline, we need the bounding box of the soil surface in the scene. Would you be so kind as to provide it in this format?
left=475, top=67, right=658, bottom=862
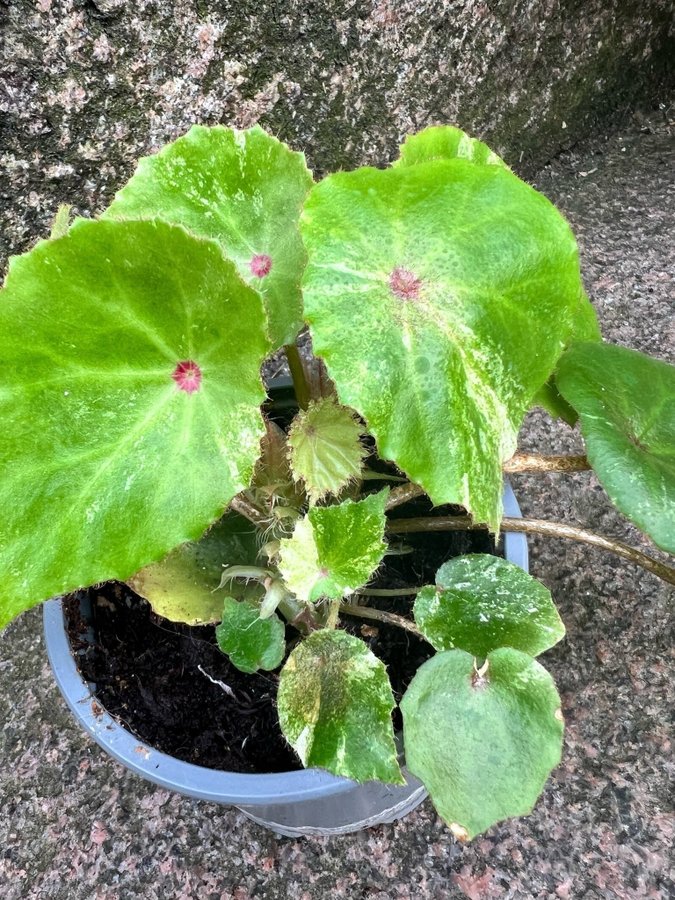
left=64, top=503, right=496, bottom=774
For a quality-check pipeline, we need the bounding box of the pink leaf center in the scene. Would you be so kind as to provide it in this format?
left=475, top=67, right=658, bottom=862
left=171, top=360, right=202, bottom=394
left=389, top=267, right=422, bottom=301
left=250, top=254, right=273, bottom=278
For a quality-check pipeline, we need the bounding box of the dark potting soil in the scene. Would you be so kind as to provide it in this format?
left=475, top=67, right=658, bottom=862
left=64, top=503, right=499, bottom=775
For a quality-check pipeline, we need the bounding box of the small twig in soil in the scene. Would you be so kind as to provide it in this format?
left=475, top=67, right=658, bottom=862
left=197, top=665, right=237, bottom=699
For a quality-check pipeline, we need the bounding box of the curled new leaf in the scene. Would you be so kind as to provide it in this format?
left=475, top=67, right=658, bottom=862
left=0, top=219, right=268, bottom=629
left=277, top=629, right=403, bottom=783
left=216, top=597, right=285, bottom=674
left=556, top=342, right=675, bottom=553
left=414, top=554, right=565, bottom=658
left=288, top=397, right=367, bottom=503
left=401, top=648, right=564, bottom=840
left=104, top=124, right=313, bottom=348
left=278, top=491, right=388, bottom=603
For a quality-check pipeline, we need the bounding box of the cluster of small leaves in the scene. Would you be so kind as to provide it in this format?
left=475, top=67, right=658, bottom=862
left=0, top=121, right=673, bottom=841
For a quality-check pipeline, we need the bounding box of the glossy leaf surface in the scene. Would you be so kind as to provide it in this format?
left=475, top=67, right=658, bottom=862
left=401, top=648, right=563, bottom=840
left=556, top=342, right=675, bottom=552
left=278, top=491, right=388, bottom=602
left=278, top=629, right=403, bottom=783
left=104, top=125, right=313, bottom=348
left=216, top=597, right=286, bottom=674
left=129, top=512, right=260, bottom=625
left=0, top=219, right=267, bottom=629
left=414, top=554, right=565, bottom=658
left=301, top=160, right=582, bottom=529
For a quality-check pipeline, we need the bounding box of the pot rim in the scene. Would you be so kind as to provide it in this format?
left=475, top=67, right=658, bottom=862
left=43, top=480, right=527, bottom=806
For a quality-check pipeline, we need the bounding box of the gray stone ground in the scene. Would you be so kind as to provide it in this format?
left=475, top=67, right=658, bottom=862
left=1, top=8, right=674, bottom=889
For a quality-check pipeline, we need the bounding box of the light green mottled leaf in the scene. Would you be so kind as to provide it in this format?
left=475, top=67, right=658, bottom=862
left=414, top=554, right=565, bottom=658
left=401, top=648, right=564, bottom=840
left=301, top=160, right=582, bottom=530
left=556, top=342, right=675, bottom=552
left=0, top=219, right=267, bottom=629
left=278, top=629, right=403, bottom=783
left=128, top=512, right=261, bottom=625
left=278, top=491, right=388, bottom=602
left=288, top=397, right=366, bottom=502
left=216, top=597, right=286, bottom=674
left=104, top=124, right=313, bottom=348
left=395, top=125, right=508, bottom=169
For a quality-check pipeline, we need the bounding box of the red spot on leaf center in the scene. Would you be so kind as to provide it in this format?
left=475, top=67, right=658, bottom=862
left=172, top=360, right=202, bottom=394
left=389, top=267, right=422, bottom=301
left=250, top=254, right=273, bottom=278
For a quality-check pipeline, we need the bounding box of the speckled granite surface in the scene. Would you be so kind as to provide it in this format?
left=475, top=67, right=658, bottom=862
left=1, top=16, right=674, bottom=897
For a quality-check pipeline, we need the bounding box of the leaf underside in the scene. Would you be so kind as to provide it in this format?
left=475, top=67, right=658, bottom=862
left=0, top=219, right=268, bottom=629
left=278, top=491, right=389, bottom=603
left=277, top=629, right=403, bottom=784
left=216, top=597, right=286, bottom=674
left=128, top=511, right=261, bottom=625
left=104, top=124, right=314, bottom=348
left=556, top=342, right=675, bottom=553
left=414, top=554, right=565, bottom=658
left=301, top=159, right=582, bottom=530
left=401, top=648, right=564, bottom=840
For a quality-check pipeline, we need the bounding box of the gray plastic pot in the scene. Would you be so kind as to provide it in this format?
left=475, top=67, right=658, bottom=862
left=44, top=481, right=528, bottom=837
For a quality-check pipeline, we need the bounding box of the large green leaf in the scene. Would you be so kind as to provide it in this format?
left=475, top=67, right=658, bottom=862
left=288, top=397, right=366, bottom=503
left=395, top=125, right=508, bottom=169
left=301, top=160, right=582, bottom=529
left=277, top=629, right=403, bottom=783
left=216, top=597, right=286, bottom=674
left=0, top=219, right=268, bottom=629
left=556, top=342, right=675, bottom=553
left=128, top=512, right=261, bottom=625
left=278, top=491, right=388, bottom=602
left=414, top=554, right=565, bottom=658
left=104, top=125, right=313, bottom=348
left=401, top=648, right=564, bottom=840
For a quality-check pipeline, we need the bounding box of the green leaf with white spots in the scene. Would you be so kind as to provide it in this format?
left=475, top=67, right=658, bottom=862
left=556, top=342, right=675, bottom=553
left=278, top=629, right=403, bottom=783
left=278, top=491, right=388, bottom=603
left=288, top=397, right=367, bottom=503
left=128, top=512, right=261, bottom=625
left=401, top=648, right=564, bottom=840
left=0, top=218, right=268, bottom=630
left=216, top=597, right=286, bottom=674
left=395, top=125, right=508, bottom=169
left=301, top=160, right=582, bottom=530
left=104, top=124, right=314, bottom=349
left=414, top=554, right=565, bottom=658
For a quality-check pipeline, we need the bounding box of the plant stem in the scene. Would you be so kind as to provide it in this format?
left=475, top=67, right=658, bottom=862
left=385, top=482, right=426, bottom=511
left=355, top=586, right=422, bottom=597
left=339, top=602, right=426, bottom=640
left=229, top=493, right=267, bottom=525
left=387, top=516, right=675, bottom=586
left=503, top=452, right=591, bottom=473
left=285, top=343, right=311, bottom=409
left=325, top=597, right=341, bottom=630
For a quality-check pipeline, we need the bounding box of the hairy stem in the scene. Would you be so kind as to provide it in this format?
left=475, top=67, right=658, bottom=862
left=285, top=343, right=311, bottom=410
left=387, top=516, right=675, bottom=586
left=339, top=602, right=426, bottom=640
left=229, top=493, right=267, bottom=525
left=325, top=597, right=341, bottom=630
left=355, top=586, right=422, bottom=597
left=503, top=452, right=591, bottom=473
left=385, top=482, right=426, bottom=511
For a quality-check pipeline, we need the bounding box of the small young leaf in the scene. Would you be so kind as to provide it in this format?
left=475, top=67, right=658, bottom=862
left=0, top=219, right=268, bottom=629
left=414, top=554, right=565, bottom=658
left=104, top=125, right=313, bottom=348
left=128, top=512, right=261, bottom=625
left=288, top=397, right=367, bottom=503
left=301, top=160, right=582, bottom=531
left=556, top=342, right=675, bottom=553
left=216, top=597, right=286, bottom=674
left=278, top=491, right=388, bottom=603
left=395, top=125, right=508, bottom=169
left=401, top=648, right=564, bottom=840
left=250, top=419, right=305, bottom=513
left=277, top=629, right=403, bottom=783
